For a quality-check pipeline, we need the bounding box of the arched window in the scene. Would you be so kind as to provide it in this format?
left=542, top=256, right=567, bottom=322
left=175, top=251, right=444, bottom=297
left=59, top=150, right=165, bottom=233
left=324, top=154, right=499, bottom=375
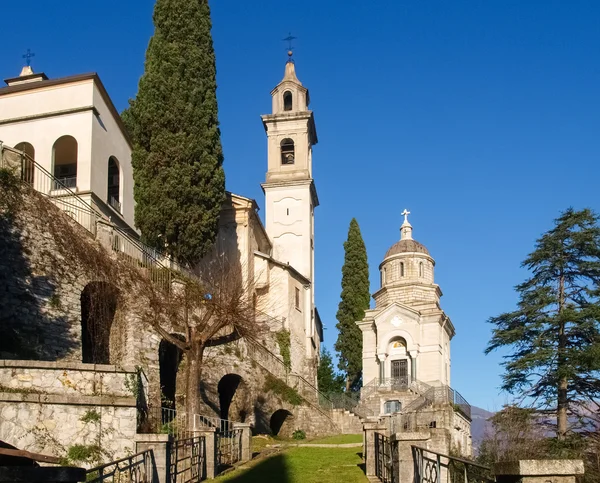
left=419, top=262, right=424, bottom=278
left=400, top=262, right=405, bottom=277
left=14, top=142, right=35, bottom=185
left=283, top=91, right=293, bottom=111
left=382, top=268, right=387, bottom=285
left=52, top=135, right=78, bottom=189
left=107, top=157, right=121, bottom=212
left=281, top=138, right=295, bottom=165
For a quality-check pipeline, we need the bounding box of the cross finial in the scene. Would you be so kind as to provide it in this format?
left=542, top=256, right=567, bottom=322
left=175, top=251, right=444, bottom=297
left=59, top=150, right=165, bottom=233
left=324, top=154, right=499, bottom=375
left=22, top=49, right=35, bottom=67
left=282, top=33, right=297, bottom=60
left=402, top=209, right=411, bottom=224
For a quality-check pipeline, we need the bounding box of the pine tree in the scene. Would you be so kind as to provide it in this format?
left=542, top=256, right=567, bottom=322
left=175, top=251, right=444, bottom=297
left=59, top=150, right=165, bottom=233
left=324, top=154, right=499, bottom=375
left=317, top=348, right=345, bottom=395
left=122, top=0, right=226, bottom=265
left=335, top=218, right=370, bottom=392
left=486, top=208, right=600, bottom=440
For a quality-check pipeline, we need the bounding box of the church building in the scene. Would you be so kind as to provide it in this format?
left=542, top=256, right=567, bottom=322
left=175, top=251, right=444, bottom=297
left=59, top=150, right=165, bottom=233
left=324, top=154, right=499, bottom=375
left=357, top=210, right=472, bottom=454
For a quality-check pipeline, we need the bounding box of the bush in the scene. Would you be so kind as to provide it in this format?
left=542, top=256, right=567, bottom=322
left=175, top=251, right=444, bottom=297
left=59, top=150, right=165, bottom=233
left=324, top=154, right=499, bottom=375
left=292, top=429, right=306, bottom=440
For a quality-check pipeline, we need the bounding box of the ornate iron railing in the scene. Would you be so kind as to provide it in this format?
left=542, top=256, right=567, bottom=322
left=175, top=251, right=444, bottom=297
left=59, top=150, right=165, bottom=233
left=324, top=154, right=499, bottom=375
left=412, top=446, right=494, bottom=483
left=169, top=436, right=206, bottom=482
left=374, top=432, right=398, bottom=483
left=216, top=428, right=242, bottom=469
left=138, top=407, right=234, bottom=438
left=86, top=450, right=153, bottom=483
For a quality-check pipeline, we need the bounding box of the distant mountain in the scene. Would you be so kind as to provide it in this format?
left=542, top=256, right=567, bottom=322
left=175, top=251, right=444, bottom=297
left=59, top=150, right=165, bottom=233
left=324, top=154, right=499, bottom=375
left=470, top=406, right=495, bottom=455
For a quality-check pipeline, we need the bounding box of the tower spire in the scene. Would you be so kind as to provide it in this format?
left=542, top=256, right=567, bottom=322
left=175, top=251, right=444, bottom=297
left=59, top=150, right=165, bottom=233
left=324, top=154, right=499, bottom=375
left=400, top=209, right=413, bottom=240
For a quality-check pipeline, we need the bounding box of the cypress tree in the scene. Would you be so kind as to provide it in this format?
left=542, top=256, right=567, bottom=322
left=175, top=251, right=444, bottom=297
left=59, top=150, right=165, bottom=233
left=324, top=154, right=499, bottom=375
left=335, top=218, right=370, bottom=392
left=486, top=208, right=600, bottom=440
left=317, top=348, right=345, bottom=395
left=122, top=0, right=225, bottom=265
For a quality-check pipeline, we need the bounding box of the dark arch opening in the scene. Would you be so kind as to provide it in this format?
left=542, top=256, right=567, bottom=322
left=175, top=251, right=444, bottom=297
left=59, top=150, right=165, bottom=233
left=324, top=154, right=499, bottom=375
left=281, top=138, right=295, bottom=165
left=52, top=135, right=78, bottom=189
left=81, top=282, right=119, bottom=364
left=283, top=91, right=293, bottom=111
left=14, top=142, right=35, bottom=185
left=218, top=374, right=248, bottom=422
left=270, top=409, right=293, bottom=436
left=107, top=156, right=121, bottom=212
left=159, top=337, right=184, bottom=410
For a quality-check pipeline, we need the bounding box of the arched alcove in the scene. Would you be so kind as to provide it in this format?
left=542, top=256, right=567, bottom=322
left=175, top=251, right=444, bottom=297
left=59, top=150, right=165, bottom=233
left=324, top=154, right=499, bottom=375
left=14, top=142, right=35, bottom=185
left=52, top=135, right=78, bottom=189
left=218, top=374, right=249, bottom=422
left=280, top=138, right=295, bottom=165
left=269, top=409, right=294, bottom=436
left=80, top=282, right=119, bottom=364
left=107, top=156, right=121, bottom=212
left=283, top=91, right=293, bottom=111
left=159, top=337, right=184, bottom=409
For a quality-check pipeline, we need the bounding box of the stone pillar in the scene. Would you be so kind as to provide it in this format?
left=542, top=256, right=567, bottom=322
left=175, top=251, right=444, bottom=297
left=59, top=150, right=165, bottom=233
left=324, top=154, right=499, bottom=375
left=410, top=357, right=417, bottom=382
left=135, top=433, right=171, bottom=483
left=377, top=353, right=387, bottom=380
left=363, top=421, right=388, bottom=477
left=95, top=219, right=114, bottom=251
left=391, top=431, right=431, bottom=483
left=234, top=423, right=253, bottom=462
left=194, top=428, right=218, bottom=479
left=493, top=459, right=584, bottom=483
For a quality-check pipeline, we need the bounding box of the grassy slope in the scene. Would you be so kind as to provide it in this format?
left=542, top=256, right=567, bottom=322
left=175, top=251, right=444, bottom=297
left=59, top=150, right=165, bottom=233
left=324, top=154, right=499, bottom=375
left=307, top=434, right=363, bottom=444
left=216, top=447, right=368, bottom=483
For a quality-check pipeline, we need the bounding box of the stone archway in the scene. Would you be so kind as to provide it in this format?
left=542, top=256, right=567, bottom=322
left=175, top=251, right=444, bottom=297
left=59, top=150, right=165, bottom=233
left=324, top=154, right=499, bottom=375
left=159, top=337, right=184, bottom=410
left=218, top=374, right=250, bottom=422
left=269, top=409, right=294, bottom=436
left=80, top=282, right=119, bottom=364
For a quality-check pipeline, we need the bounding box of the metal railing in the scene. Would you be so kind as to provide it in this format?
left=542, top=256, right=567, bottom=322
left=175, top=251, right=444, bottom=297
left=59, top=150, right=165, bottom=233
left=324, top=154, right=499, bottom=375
left=52, top=175, right=77, bottom=190
left=109, top=195, right=122, bottom=213
left=216, top=428, right=242, bottom=469
left=86, top=450, right=153, bottom=483
left=169, top=436, right=206, bottom=482
left=375, top=432, right=397, bottom=483
left=139, top=407, right=234, bottom=439
left=361, top=377, right=472, bottom=420
left=412, top=446, right=494, bottom=483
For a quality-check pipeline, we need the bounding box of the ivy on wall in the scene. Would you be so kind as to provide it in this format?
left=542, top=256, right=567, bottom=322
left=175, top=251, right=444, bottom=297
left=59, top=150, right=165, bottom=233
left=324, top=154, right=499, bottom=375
left=275, top=330, right=291, bottom=370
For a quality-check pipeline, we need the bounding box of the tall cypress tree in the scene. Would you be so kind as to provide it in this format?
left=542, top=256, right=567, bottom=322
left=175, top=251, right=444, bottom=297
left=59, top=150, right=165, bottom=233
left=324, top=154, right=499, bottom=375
left=486, top=208, right=600, bottom=440
left=335, top=218, right=370, bottom=392
left=122, top=0, right=225, bottom=265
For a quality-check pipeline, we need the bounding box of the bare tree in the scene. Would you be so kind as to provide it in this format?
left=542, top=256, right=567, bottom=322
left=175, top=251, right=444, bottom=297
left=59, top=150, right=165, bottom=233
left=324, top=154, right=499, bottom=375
left=143, top=254, right=266, bottom=418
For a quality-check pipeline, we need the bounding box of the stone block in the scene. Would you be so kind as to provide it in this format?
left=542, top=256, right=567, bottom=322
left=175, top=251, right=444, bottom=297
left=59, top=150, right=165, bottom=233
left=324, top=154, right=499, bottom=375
left=493, top=459, right=585, bottom=483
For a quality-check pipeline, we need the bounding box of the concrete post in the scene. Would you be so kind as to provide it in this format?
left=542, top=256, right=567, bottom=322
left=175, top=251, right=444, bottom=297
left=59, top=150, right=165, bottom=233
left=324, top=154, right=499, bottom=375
left=493, top=459, right=585, bottom=483
left=363, top=421, right=387, bottom=477
left=391, top=431, right=431, bottom=483
left=234, top=423, right=253, bottom=462
left=194, top=428, right=218, bottom=479
left=135, top=433, right=171, bottom=483
left=95, top=219, right=114, bottom=251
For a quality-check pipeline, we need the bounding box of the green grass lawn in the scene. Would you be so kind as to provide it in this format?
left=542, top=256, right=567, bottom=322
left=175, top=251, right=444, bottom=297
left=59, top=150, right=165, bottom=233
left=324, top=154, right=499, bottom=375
left=306, top=434, right=363, bottom=445
left=216, top=446, right=368, bottom=483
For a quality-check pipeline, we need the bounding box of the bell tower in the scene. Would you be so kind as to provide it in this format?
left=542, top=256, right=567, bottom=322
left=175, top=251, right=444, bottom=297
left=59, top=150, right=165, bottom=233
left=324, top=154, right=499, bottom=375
left=261, top=56, right=318, bottom=280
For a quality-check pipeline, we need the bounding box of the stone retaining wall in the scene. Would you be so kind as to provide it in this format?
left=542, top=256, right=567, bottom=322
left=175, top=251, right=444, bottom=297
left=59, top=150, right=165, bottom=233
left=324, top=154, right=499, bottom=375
left=0, top=360, right=138, bottom=466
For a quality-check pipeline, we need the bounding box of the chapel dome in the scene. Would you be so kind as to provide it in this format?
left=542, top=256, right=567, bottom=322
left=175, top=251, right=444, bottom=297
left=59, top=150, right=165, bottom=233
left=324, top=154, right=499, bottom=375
left=384, top=239, right=430, bottom=258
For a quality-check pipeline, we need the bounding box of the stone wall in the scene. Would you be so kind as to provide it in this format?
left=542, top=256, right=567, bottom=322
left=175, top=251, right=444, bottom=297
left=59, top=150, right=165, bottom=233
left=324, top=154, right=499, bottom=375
left=0, top=360, right=138, bottom=466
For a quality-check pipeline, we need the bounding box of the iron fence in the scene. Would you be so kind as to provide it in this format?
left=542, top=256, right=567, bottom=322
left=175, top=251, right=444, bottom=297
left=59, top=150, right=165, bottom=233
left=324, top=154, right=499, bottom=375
left=169, top=436, right=206, bottom=482
left=374, top=432, right=397, bottom=483
left=412, top=446, right=495, bottom=483
left=216, top=428, right=242, bottom=470
left=138, top=407, right=234, bottom=439
left=86, top=450, right=152, bottom=483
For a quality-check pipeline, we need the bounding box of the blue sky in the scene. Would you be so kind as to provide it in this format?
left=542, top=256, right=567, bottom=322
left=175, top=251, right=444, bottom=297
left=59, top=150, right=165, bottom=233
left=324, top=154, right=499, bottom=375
left=2, top=1, right=599, bottom=410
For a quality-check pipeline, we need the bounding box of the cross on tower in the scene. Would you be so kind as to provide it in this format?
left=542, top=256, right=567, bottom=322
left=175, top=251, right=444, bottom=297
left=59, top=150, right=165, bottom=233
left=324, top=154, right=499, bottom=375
left=282, top=33, right=297, bottom=59
left=22, top=49, right=35, bottom=67
left=402, top=209, right=411, bottom=223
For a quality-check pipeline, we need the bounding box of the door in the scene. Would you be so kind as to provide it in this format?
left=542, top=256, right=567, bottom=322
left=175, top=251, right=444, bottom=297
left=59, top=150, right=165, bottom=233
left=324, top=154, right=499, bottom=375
left=391, top=360, right=408, bottom=385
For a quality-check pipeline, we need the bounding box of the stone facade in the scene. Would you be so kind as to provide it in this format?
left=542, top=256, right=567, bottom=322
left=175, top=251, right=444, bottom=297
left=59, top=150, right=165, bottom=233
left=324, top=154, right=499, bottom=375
left=0, top=361, right=138, bottom=466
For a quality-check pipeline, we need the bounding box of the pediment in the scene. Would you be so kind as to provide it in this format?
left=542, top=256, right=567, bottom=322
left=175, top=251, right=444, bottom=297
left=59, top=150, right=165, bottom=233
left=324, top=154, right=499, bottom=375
left=373, top=302, right=420, bottom=326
